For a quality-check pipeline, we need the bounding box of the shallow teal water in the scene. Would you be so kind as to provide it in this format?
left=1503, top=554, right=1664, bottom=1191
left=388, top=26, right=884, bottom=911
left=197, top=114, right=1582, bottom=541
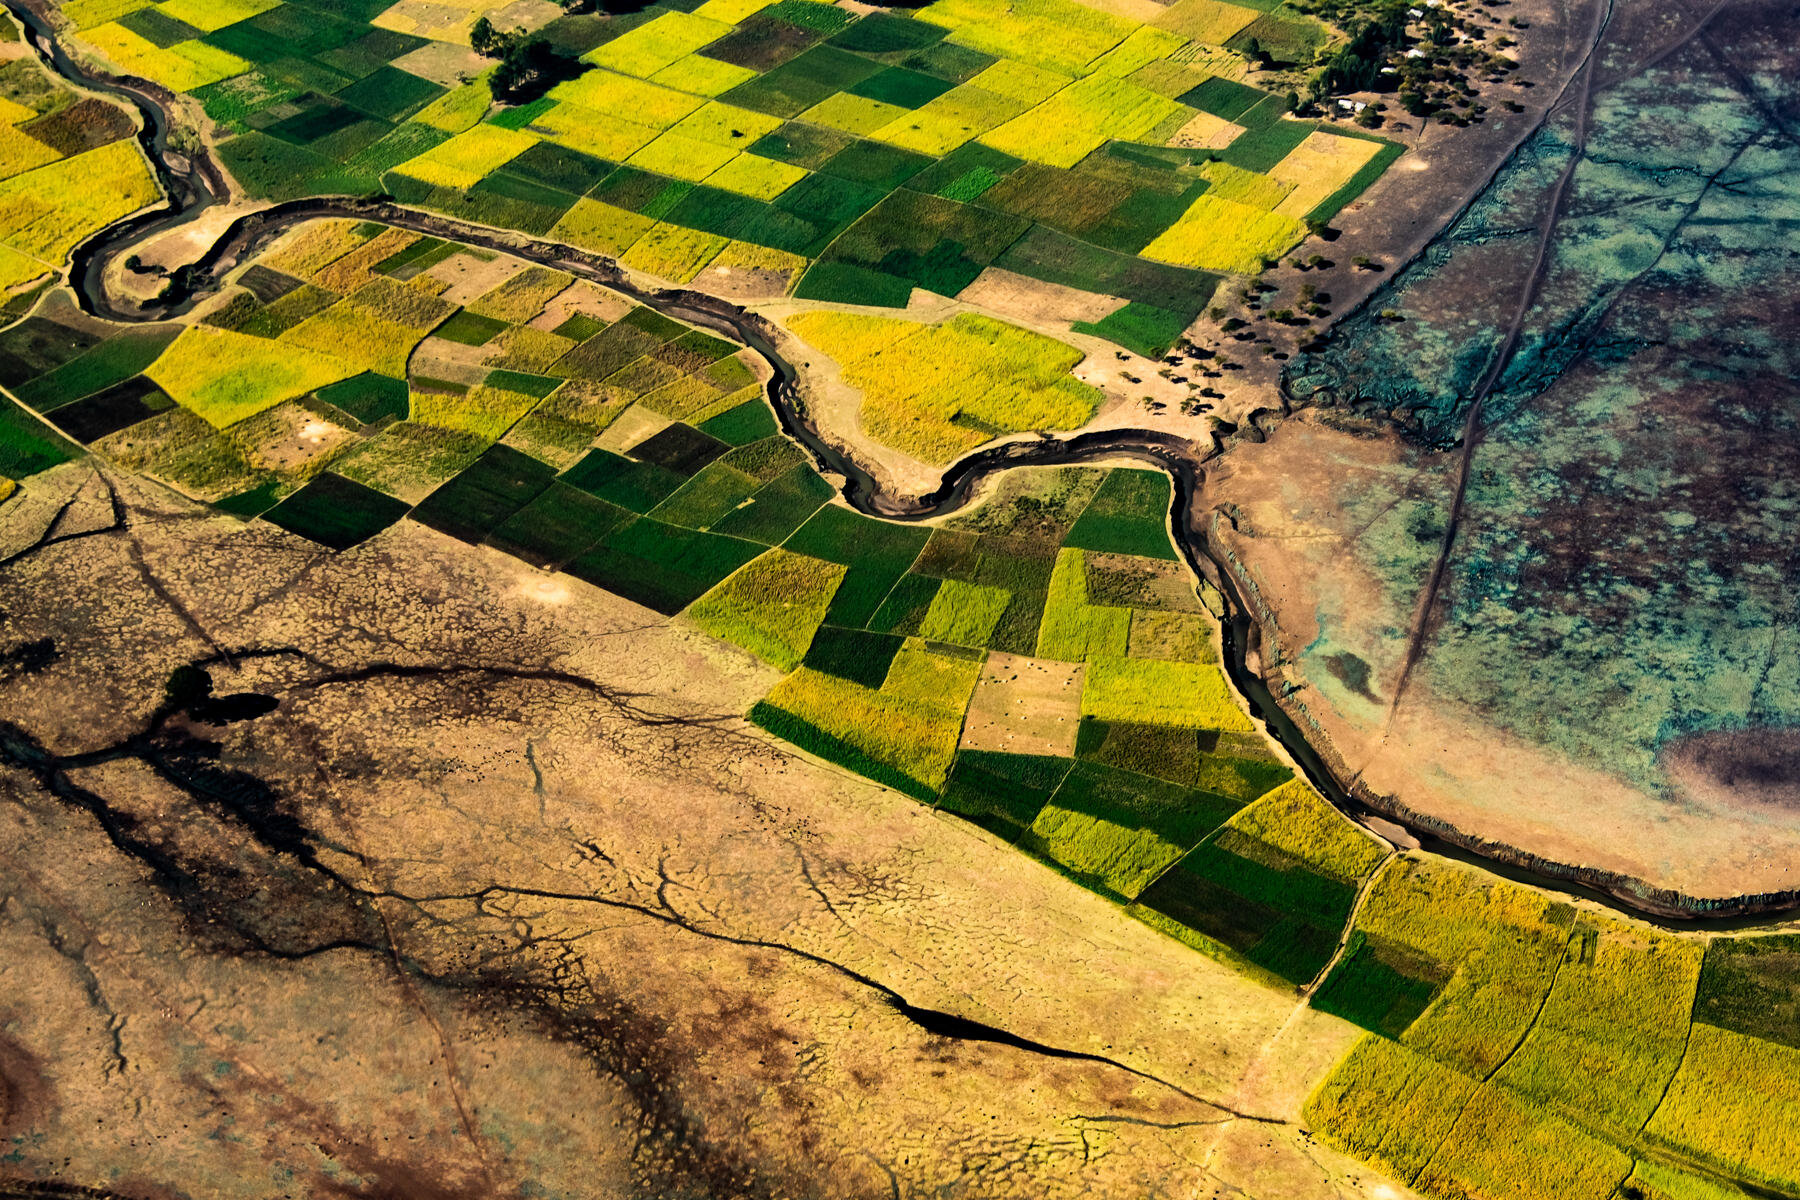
left=1282, top=7, right=1800, bottom=798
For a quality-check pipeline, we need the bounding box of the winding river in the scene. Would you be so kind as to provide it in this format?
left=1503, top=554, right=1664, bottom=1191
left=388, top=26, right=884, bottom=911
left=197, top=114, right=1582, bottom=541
left=10, top=0, right=1789, bottom=926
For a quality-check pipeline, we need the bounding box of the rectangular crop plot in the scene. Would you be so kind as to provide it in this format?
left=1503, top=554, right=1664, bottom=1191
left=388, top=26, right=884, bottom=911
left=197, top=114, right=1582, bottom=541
left=813, top=190, right=1030, bottom=299
left=865, top=571, right=941, bottom=635
left=334, top=65, right=442, bottom=121
left=1181, top=77, right=1267, bottom=122
left=504, top=140, right=613, bottom=195
left=782, top=502, right=930, bottom=626
left=261, top=470, right=411, bottom=550
left=561, top=447, right=689, bottom=512
left=1134, top=831, right=1354, bottom=982
left=12, top=326, right=179, bottom=413
left=696, top=395, right=777, bottom=445
left=1312, top=931, right=1448, bottom=1039
left=749, top=120, right=853, bottom=167
left=1695, top=933, right=1800, bottom=1050
left=626, top=422, right=730, bottom=475
left=995, top=224, right=1219, bottom=319
left=818, top=138, right=932, bottom=189
left=483, top=481, right=634, bottom=569
left=848, top=66, right=954, bottom=109
left=0, top=395, right=80, bottom=478
left=552, top=322, right=669, bottom=382
left=801, top=623, right=904, bottom=688
left=1082, top=656, right=1253, bottom=730
left=433, top=309, right=510, bottom=346
left=314, top=372, right=409, bottom=425
left=1063, top=468, right=1177, bottom=559
left=686, top=547, right=845, bottom=668
left=409, top=443, right=557, bottom=543
left=1020, top=759, right=1240, bottom=899
left=1217, top=116, right=1317, bottom=174
left=960, top=651, right=1084, bottom=757
left=565, top=516, right=763, bottom=614
left=1071, top=301, right=1192, bottom=358
left=0, top=317, right=103, bottom=388
left=753, top=642, right=981, bottom=797
left=646, top=459, right=763, bottom=529
left=829, top=13, right=944, bottom=54
left=763, top=0, right=855, bottom=34
left=709, top=460, right=833, bottom=543
left=1303, top=1036, right=1480, bottom=1188
left=1490, top=922, right=1703, bottom=1135
left=45, top=375, right=175, bottom=442
left=702, top=14, right=821, bottom=72
left=937, top=750, right=1072, bottom=843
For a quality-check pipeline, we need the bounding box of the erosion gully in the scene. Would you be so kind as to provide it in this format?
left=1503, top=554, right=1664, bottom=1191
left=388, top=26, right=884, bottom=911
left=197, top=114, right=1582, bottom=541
left=12, top=0, right=1791, bottom=928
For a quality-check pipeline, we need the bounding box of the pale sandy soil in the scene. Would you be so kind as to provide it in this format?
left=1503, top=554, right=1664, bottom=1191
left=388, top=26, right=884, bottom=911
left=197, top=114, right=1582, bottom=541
left=961, top=652, right=1086, bottom=757
left=1199, top=414, right=1800, bottom=900
left=0, top=462, right=1419, bottom=1199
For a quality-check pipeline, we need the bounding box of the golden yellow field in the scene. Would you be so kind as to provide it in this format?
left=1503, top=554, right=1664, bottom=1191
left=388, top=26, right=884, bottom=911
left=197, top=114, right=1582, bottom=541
left=393, top=125, right=538, bottom=191
left=155, top=0, right=278, bottom=32
left=587, top=10, right=733, bottom=78
left=785, top=311, right=1101, bottom=464
left=878, top=86, right=1028, bottom=157
left=261, top=219, right=369, bottom=279
left=705, top=153, right=806, bottom=200
left=1645, top=1024, right=1800, bottom=1189
left=917, top=0, right=1138, bottom=75
left=1304, top=1036, right=1478, bottom=1186
left=1491, top=924, right=1702, bottom=1134
left=1081, top=655, right=1253, bottom=729
left=533, top=101, right=663, bottom=162
left=410, top=382, right=542, bottom=440
left=1036, top=547, right=1131, bottom=661
left=1201, top=160, right=1295, bottom=210
left=80, top=21, right=249, bottom=91
left=1271, top=131, right=1388, bottom=219
left=1414, top=1082, right=1634, bottom=1200
left=552, top=198, right=659, bottom=257
left=412, top=78, right=493, bottom=133
left=761, top=655, right=976, bottom=791
left=1354, top=858, right=1574, bottom=1077
left=1141, top=193, right=1309, bottom=274
left=146, top=325, right=355, bottom=428
left=279, top=302, right=429, bottom=378
left=802, top=93, right=908, bottom=137
left=0, top=139, right=159, bottom=266
left=981, top=75, right=1189, bottom=168
left=1151, top=0, right=1262, bottom=43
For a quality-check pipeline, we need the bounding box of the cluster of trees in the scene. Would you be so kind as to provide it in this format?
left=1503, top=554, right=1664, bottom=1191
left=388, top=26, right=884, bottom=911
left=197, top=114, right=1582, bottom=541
left=470, top=16, right=581, bottom=102
left=1277, top=0, right=1519, bottom=126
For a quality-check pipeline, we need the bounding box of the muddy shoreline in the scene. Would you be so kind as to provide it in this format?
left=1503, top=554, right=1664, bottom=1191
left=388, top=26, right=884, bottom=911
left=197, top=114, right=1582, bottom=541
left=14, top=5, right=1796, bottom=925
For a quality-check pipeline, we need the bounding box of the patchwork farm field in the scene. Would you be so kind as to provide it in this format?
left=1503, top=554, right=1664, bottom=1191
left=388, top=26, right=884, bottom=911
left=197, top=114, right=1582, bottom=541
left=7, top=3, right=1799, bottom=1200
left=0, top=27, right=157, bottom=305
left=57, top=0, right=1401, bottom=357
left=6, top=200, right=1800, bottom=1200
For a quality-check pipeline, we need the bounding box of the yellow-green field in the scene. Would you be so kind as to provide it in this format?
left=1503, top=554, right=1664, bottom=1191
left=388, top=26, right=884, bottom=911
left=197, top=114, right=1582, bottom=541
left=785, top=311, right=1101, bottom=464
left=147, top=325, right=356, bottom=427
left=1222, top=779, right=1387, bottom=880
left=0, top=140, right=159, bottom=267
left=1141, top=194, right=1310, bottom=274
left=688, top=548, right=846, bottom=670
left=1080, top=655, right=1252, bottom=729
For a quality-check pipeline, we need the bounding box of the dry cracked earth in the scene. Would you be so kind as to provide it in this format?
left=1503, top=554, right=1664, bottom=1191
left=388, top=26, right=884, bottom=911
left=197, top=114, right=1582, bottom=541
left=0, top=463, right=1401, bottom=1200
